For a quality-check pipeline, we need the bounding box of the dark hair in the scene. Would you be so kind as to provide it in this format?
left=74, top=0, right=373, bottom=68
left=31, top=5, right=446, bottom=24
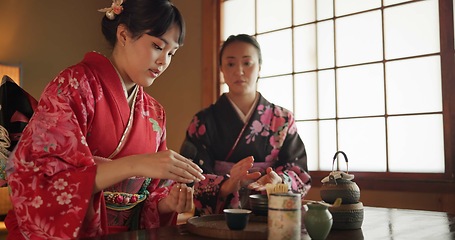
left=219, top=34, right=262, bottom=66
left=101, top=0, right=186, bottom=48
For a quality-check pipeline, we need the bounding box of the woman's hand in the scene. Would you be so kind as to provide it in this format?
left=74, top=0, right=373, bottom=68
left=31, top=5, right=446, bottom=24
left=158, top=183, right=194, bottom=214
left=247, top=167, right=282, bottom=191
left=94, top=150, right=205, bottom=193
left=219, top=156, right=261, bottom=198
left=134, top=150, right=205, bottom=184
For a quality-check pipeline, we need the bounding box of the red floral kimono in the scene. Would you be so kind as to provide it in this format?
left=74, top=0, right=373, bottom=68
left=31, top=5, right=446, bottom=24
left=5, top=52, right=176, bottom=239
left=180, top=93, right=311, bottom=216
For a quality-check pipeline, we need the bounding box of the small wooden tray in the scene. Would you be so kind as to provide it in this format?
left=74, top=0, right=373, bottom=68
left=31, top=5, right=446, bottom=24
left=186, top=214, right=268, bottom=239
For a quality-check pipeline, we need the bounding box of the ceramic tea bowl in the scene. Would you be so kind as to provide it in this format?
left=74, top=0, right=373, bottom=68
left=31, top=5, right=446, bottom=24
left=223, top=209, right=252, bottom=230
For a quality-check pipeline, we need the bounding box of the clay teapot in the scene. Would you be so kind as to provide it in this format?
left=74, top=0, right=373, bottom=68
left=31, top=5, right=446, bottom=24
left=320, top=151, right=360, bottom=204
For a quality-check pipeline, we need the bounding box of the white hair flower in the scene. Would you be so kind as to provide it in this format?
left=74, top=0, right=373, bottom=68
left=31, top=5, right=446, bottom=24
left=98, top=0, right=124, bottom=20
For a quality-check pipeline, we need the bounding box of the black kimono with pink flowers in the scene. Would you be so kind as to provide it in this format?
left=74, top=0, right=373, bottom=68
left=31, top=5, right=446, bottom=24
left=180, top=93, right=311, bottom=216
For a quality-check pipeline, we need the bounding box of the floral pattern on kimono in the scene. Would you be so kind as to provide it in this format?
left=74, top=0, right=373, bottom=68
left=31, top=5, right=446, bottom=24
left=181, top=93, right=311, bottom=216
left=5, top=52, right=175, bottom=239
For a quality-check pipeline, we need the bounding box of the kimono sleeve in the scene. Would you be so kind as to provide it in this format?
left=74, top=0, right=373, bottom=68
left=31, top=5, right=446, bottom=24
left=274, top=111, right=312, bottom=197
left=140, top=179, right=177, bottom=228
left=180, top=113, right=232, bottom=216
left=6, top=66, right=105, bottom=238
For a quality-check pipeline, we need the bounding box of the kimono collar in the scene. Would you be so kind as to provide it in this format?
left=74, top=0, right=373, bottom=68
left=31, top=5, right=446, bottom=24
left=110, top=59, right=138, bottom=108
left=82, top=51, right=132, bottom=125
left=119, top=75, right=138, bottom=107
left=226, top=92, right=259, bottom=123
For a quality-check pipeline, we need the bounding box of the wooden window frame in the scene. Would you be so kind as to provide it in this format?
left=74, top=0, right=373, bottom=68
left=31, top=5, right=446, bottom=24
left=201, top=0, right=221, bottom=108
left=201, top=0, right=455, bottom=193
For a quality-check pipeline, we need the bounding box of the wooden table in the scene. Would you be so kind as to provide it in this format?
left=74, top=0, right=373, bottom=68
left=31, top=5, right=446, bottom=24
left=83, top=207, right=455, bottom=240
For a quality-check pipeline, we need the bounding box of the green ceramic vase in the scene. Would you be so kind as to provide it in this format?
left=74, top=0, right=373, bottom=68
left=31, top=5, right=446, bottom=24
left=303, top=203, right=333, bottom=240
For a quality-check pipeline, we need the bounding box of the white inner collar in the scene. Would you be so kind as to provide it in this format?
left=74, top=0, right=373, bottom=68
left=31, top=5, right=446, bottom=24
left=112, top=65, right=137, bottom=107
left=227, top=94, right=259, bottom=123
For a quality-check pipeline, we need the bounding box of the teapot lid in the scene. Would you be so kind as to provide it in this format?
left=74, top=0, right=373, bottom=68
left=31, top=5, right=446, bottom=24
left=321, top=170, right=354, bottom=183
left=321, top=151, right=355, bottom=183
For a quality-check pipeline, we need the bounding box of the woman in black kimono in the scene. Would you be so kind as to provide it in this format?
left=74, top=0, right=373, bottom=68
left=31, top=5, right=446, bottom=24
left=180, top=34, right=311, bottom=215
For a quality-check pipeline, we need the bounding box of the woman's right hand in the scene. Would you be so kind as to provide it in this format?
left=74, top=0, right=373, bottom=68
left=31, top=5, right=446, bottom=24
left=219, top=156, right=261, bottom=198
left=94, top=150, right=205, bottom=193
left=134, top=149, right=205, bottom=183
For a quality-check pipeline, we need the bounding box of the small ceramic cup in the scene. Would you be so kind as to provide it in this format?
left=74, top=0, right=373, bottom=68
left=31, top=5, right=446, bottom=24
left=223, top=209, right=252, bottom=230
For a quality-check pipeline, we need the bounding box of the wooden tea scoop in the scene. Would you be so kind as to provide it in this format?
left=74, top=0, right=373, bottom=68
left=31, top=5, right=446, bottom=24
left=303, top=197, right=342, bottom=208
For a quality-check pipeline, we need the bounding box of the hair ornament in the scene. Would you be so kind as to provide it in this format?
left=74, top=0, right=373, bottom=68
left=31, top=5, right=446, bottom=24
left=98, top=0, right=124, bottom=20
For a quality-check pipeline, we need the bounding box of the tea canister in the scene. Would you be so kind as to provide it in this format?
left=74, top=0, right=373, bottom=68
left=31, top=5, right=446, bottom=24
left=268, top=193, right=301, bottom=240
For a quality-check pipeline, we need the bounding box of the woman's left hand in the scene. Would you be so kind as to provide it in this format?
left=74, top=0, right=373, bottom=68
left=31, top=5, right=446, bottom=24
left=158, top=183, right=194, bottom=214
left=247, top=167, right=282, bottom=191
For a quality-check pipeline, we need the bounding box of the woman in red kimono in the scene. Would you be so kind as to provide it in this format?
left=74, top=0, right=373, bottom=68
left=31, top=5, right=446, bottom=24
left=5, top=0, right=205, bottom=239
left=180, top=34, right=312, bottom=216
